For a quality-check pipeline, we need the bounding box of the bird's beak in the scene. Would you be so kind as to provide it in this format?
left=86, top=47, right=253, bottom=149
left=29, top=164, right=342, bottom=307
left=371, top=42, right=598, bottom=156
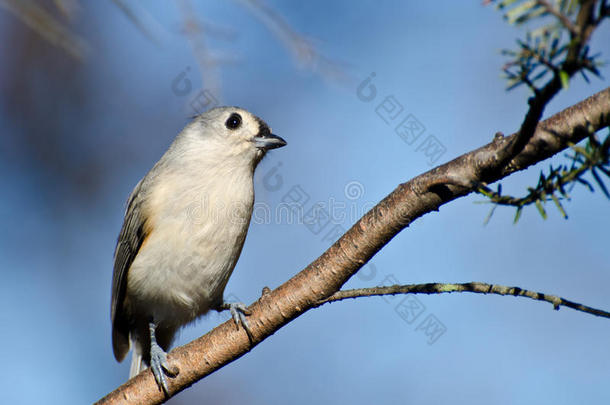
left=253, top=133, right=287, bottom=150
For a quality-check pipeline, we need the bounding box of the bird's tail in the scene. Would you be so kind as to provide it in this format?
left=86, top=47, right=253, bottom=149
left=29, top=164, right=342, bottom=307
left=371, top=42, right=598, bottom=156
left=129, top=341, right=145, bottom=379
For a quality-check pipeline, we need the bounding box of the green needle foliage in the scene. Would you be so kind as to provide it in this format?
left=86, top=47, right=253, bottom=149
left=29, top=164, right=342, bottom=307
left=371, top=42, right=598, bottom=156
left=478, top=131, right=610, bottom=223
left=481, top=0, right=609, bottom=223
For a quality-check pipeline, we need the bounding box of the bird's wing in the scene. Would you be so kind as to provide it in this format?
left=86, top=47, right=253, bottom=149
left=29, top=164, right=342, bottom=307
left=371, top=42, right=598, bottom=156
left=111, top=179, right=151, bottom=362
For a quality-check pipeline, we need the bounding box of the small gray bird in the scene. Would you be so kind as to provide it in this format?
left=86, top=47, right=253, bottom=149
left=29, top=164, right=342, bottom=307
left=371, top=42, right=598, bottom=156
left=111, top=106, right=286, bottom=393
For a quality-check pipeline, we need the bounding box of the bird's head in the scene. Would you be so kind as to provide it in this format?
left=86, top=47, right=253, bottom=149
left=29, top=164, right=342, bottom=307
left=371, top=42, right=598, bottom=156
left=179, top=106, right=287, bottom=170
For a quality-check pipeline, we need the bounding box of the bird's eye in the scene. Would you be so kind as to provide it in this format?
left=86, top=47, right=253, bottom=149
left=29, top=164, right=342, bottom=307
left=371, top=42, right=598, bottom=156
left=225, top=113, right=242, bottom=130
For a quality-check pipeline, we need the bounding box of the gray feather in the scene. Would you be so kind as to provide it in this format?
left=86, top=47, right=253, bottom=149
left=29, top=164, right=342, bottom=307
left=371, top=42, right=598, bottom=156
left=111, top=178, right=150, bottom=362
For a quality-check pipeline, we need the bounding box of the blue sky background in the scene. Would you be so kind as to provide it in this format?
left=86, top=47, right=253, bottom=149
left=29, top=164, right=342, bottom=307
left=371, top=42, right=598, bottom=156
left=1, top=1, right=609, bottom=404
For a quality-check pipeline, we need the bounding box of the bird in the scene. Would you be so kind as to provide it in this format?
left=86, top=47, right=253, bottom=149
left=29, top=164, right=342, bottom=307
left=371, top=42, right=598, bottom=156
left=110, top=106, right=286, bottom=394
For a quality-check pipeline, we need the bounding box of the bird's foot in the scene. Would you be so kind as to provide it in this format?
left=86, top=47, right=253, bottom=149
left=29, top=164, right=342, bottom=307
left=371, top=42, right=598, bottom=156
left=219, top=302, right=253, bottom=340
left=149, top=323, right=178, bottom=396
left=150, top=341, right=179, bottom=396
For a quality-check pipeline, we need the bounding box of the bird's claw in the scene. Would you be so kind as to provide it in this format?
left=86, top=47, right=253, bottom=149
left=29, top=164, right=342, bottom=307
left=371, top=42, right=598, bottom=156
left=221, top=302, right=253, bottom=340
left=150, top=341, right=177, bottom=396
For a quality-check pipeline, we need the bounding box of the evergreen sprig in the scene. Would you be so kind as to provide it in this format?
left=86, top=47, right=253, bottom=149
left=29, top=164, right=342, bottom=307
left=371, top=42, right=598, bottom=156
left=480, top=0, right=609, bottom=223
left=478, top=131, right=610, bottom=224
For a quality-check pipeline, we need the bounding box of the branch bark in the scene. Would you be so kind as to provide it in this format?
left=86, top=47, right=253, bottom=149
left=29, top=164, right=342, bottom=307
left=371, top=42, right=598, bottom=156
left=497, top=0, right=597, bottom=167
left=316, top=282, right=610, bottom=319
left=97, top=86, right=610, bottom=404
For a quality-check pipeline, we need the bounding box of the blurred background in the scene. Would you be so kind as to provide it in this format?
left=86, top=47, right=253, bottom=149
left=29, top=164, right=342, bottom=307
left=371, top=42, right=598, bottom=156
left=1, top=1, right=609, bottom=404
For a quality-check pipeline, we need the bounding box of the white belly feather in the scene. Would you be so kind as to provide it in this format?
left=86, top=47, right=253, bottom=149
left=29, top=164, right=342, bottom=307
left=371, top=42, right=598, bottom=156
left=126, top=167, right=254, bottom=329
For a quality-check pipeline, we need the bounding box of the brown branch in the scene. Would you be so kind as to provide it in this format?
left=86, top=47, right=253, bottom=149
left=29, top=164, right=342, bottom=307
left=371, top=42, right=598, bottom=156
left=497, top=1, right=598, bottom=168
left=96, top=87, right=610, bottom=404
left=536, top=0, right=579, bottom=35
left=316, top=282, right=610, bottom=319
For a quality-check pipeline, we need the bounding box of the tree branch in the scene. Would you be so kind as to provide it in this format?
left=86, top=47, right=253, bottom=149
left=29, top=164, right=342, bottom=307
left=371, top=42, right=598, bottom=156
left=315, top=282, right=610, bottom=319
left=97, top=87, right=610, bottom=404
left=497, top=0, right=598, bottom=167
left=536, top=0, right=579, bottom=35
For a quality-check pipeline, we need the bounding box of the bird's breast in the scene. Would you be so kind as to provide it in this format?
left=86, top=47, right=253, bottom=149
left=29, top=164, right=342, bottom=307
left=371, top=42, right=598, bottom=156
left=126, top=168, right=255, bottom=327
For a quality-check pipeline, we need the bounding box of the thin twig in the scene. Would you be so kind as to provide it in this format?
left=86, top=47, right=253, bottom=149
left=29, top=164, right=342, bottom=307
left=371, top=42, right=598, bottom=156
left=496, top=1, right=598, bottom=169
left=477, top=133, right=610, bottom=219
left=111, top=0, right=162, bottom=46
left=0, top=0, right=89, bottom=60
left=176, top=0, right=221, bottom=97
left=237, top=0, right=348, bottom=82
left=536, top=0, right=579, bottom=35
left=316, top=282, right=610, bottom=319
